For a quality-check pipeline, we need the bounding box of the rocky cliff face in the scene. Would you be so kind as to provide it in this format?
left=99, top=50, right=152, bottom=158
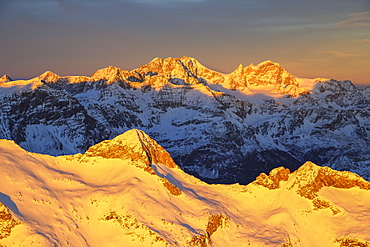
left=0, top=57, right=369, bottom=184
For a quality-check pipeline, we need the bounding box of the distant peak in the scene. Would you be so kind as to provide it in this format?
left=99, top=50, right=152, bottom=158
left=147, top=56, right=199, bottom=65
left=90, top=65, right=125, bottom=81
left=180, top=55, right=194, bottom=59
left=0, top=74, right=12, bottom=83
left=149, top=57, right=164, bottom=63
left=315, top=79, right=359, bottom=93
left=178, top=56, right=198, bottom=62
left=246, top=60, right=286, bottom=73
left=147, top=56, right=198, bottom=64
left=246, top=60, right=283, bottom=71
left=39, top=70, right=59, bottom=77
left=92, top=65, right=122, bottom=74
left=38, top=71, right=61, bottom=83
left=313, top=77, right=330, bottom=83
left=256, top=60, right=281, bottom=67
left=230, top=63, right=244, bottom=73
left=176, top=56, right=209, bottom=71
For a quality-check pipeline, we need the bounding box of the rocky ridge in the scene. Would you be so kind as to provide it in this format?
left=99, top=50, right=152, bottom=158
left=0, top=56, right=369, bottom=184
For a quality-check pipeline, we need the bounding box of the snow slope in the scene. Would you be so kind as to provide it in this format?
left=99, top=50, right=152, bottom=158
left=0, top=129, right=370, bottom=246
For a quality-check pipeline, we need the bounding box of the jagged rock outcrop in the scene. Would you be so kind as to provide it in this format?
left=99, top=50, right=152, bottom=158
left=0, top=57, right=369, bottom=184
left=0, top=202, right=19, bottom=240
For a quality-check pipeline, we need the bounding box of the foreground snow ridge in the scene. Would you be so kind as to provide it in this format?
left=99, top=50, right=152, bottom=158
left=0, top=129, right=370, bottom=246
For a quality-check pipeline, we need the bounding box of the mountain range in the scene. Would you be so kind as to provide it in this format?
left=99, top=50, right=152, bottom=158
left=0, top=129, right=369, bottom=246
left=0, top=56, right=369, bottom=184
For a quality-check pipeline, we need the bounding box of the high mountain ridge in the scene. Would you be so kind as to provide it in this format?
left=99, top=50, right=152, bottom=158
left=3, top=56, right=306, bottom=95
left=0, top=129, right=370, bottom=246
left=0, top=56, right=369, bottom=184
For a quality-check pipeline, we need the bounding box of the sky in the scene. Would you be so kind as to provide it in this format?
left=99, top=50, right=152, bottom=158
left=0, top=0, right=369, bottom=87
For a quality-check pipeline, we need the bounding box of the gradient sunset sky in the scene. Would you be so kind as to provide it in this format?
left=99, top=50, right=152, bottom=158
left=1, top=0, right=369, bottom=86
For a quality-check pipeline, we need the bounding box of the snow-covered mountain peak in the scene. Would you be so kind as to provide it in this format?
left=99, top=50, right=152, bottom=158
left=255, top=59, right=279, bottom=67
left=147, top=56, right=202, bottom=66
left=64, top=75, right=92, bottom=84
left=245, top=59, right=293, bottom=83
left=228, top=59, right=310, bottom=96
left=90, top=65, right=126, bottom=82
left=131, top=56, right=309, bottom=94
left=38, top=71, right=61, bottom=83
left=229, top=63, right=245, bottom=75
left=177, top=56, right=204, bottom=67
left=134, top=56, right=214, bottom=86
left=3, top=57, right=318, bottom=97
left=245, top=60, right=283, bottom=72
left=0, top=75, right=12, bottom=83
left=313, top=77, right=330, bottom=83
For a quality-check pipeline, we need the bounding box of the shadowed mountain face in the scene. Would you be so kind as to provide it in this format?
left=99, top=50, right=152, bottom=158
left=0, top=57, right=369, bottom=184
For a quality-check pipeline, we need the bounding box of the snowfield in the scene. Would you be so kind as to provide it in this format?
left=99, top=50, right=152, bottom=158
left=0, top=129, right=370, bottom=246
